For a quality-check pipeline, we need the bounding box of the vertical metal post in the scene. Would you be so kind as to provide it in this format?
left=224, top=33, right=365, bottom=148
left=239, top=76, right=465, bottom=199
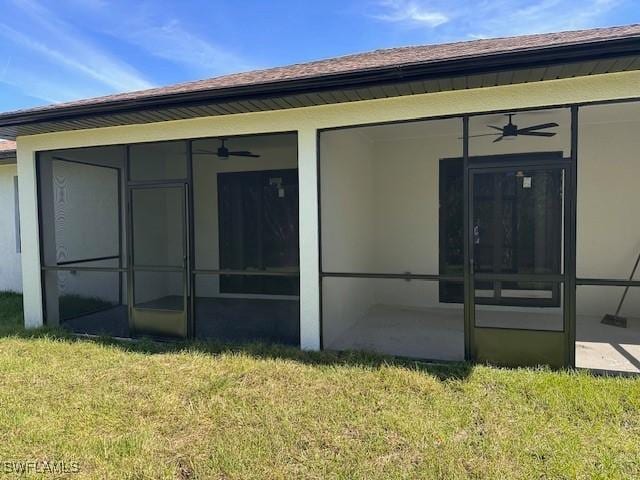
left=463, top=115, right=472, bottom=360
left=117, top=166, right=123, bottom=307
left=567, top=105, right=579, bottom=367
left=38, top=156, right=60, bottom=326
left=124, top=145, right=134, bottom=335
left=35, top=154, right=49, bottom=326
left=187, top=140, right=196, bottom=339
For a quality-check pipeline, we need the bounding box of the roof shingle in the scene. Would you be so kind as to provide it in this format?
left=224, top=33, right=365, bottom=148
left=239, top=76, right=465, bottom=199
left=2, top=24, right=639, bottom=118
left=0, top=140, right=16, bottom=152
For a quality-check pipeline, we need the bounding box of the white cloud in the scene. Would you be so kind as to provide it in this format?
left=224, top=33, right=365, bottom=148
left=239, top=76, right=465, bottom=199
left=371, top=0, right=625, bottom=39
left=120, top=19, right=256, bottom=75
left=373, top=0, right=449, bottom=27
left=0, top=23, right=152, bottom=93
left=0, top=0, right=257, bottom=107
left=65, top=1, right=258, bottom=77
left=1, top=0, right=153, bottom=103
left=0, top=66, right=92, bottom=104
left=486, top=0, right=622, bottom=35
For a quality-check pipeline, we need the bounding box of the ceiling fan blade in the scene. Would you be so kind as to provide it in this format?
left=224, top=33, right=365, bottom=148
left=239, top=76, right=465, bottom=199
left=458, top=133, right=502, bottom=139
left=191, top=149, right=261, bottom=158
left=193, top=149, right=218, bottom=155
left=519, top=131, right=556, bottom=137
left=229, top=151, right=261, bottom=158
left=487, top=125, right=504, bottom=132
left=517, top=122, right=559, bottom=133
left=493, top=135, right=504, bottom=143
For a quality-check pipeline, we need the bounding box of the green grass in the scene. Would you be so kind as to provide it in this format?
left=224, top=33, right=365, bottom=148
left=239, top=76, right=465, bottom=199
left=0, top=291, right=25, bottom=334
left=0, top=292, right=639, bottom=479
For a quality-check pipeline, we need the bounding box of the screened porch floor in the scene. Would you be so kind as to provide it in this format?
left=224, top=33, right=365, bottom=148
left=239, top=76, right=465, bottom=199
left=61, top=296, right=300, bottom=346
left=326, top=305, right=466, bottom=362
left=576, top=315, right=640, bottom=373
left=61, top=301, right=640, bottom=373
left=325, top=305, right=640, bottom=373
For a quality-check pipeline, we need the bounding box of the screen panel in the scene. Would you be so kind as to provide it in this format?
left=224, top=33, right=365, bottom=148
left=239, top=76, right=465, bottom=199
left=39, top=158, right=121, bottom=267
left=194, top=273, right=300, bottom=345
left=577, top=102, right=640, bottom=280
left=576, top=285, right=640, bottom=373
left=131, top=186, right=185, bottom=268
left=322, top=277, right=464, bottom=361
left=129, top=141, right=187, bottom=181
left=52, top=270, right=129, bottom=337
left=320, top=118, right=462, bottom=275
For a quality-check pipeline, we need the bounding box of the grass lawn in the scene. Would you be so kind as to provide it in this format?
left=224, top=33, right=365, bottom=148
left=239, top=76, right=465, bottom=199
left=0, top=292, right=639, bottom=479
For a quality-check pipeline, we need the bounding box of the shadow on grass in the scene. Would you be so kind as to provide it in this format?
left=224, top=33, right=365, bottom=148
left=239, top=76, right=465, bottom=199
left=0, top=291, right=474, bottom=379
left=0, top=323, right=473, bottom=381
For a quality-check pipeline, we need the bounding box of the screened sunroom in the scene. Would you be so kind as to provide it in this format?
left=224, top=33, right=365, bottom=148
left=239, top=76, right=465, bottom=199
left=37, top=133, right=301, bottom=345
left=28, top=100, right=640, bottom=374
left=4, top=24, right=640, bottom=374
left=30, top=101, right=640, bottom=373
left=320, top=101, right=640, bottom=373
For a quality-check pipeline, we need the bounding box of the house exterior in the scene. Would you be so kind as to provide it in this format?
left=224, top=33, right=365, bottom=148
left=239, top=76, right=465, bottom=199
left=1, top=25, right=639, bottom=372
left=0, top=140, right=22, bottom=292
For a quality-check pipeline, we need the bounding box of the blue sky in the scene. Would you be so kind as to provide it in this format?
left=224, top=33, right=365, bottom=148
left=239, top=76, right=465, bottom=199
left=0, top=0, right=638, bottom=112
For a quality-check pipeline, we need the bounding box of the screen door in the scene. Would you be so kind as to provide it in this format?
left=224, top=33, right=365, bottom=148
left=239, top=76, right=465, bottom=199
left=129, top=183, right=189, bottom=337
left=469, top=160, right=570, bottom=367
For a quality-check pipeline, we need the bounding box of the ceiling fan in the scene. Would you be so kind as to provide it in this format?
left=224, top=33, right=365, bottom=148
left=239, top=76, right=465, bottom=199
left=193, top=138, right=261, bottom=158
left=470, top=114, right=558, bottom=143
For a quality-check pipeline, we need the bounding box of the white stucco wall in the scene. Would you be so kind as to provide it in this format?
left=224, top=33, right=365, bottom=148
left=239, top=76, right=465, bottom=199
left=577, top=102, right=640, bottom=318
left=0, top=164, right=22, bottom=292
left=16, top=70, right=640, bottom=346
left=319, top=129, right=376, bottom=343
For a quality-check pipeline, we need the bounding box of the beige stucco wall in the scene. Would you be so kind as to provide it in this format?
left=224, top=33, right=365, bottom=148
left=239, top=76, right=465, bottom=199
left=16, top=69, right=640, bottom=347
